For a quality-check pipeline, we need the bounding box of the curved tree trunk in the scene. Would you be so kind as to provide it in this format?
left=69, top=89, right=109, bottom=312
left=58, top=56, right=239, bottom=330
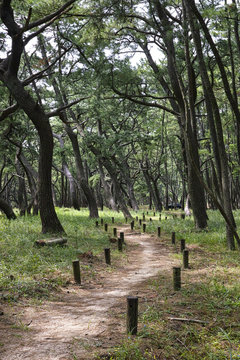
left=0, top=197, right=16, bottom=219
left=6, top=76, right=64, bottom=233
left=0, top=1, right=67, bottom=234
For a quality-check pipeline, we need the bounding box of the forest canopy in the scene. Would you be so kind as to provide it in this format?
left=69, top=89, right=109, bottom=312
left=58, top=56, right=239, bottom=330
left=0, top=0, right=240, bottom=249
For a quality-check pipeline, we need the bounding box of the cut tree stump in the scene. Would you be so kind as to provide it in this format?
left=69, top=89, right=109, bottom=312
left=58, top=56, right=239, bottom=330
left=35, top=238, right=67, bottom=247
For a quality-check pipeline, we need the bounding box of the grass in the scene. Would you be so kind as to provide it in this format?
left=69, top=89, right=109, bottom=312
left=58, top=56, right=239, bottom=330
left=0, top=207, right=125, bottom=301
left=98, top=209, right=240, bottom=360
left=1, top=207, right=240, bottom=359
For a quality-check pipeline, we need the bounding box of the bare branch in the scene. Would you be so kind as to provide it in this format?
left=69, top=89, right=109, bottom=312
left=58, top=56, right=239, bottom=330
left=112, top=85, right=179, bottom=116
left=26, top=0, right=76, bottom=31
left=0, top=103, right=18, bottom=122
left=47, top=97, right=90, bottom=118
left=22, top=45, right=73, bottom=86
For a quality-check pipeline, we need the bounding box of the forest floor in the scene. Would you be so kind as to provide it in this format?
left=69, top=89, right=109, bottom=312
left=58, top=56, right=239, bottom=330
left=0, top=224, right=178, bottom=360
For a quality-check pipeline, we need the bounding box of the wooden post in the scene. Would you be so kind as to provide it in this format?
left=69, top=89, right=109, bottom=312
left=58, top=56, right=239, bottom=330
left=157, top=226, right=161, bottom=237
left=139, top=219, right=142, bottom=225
left=118, top=237, right=123, bottom=251
left=180, top=239, right=186, bottom=252
left=131, top=221, right=134, bottom=230
left=104, top=223, right=108, bottom=232
left=147, top=211, right=148, bottom=215
left=143, top=214, right=145, bottom=221
left=171, top=232, right=176, bottom=245
left=165, top=216, right=167, bottom=220
left=120, top=232, right=124, bottom=243
left=95, top=221, right=99, bottom=227
left=173, top=267, right=181, bottom=291
left=183, top=249, right=189, bottom=269
left=113, top=227, right=117, bottom=237
left=143, top=223, right=146, bottom=233
left=136, top=216, right=138, bottom=221
left=181, top=214, right=185, bottom=219
left=101, top=218, right=104, bottom=226
left=112, top=217, right=114, bottom=223
left=159, top=214, right=161, bottom=221
left=154, top=212, right=156, bottom=216
left=72, top=260, right=81, bottom=284
left=150, top=217, right=152, bottom=222
left=104, top=248, right=111, bottom=265
left=127, top=296, right=138, bottom=335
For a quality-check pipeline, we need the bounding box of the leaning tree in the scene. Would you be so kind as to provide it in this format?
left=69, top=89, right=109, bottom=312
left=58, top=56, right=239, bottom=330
left=0, top=0, right=77, bottom=232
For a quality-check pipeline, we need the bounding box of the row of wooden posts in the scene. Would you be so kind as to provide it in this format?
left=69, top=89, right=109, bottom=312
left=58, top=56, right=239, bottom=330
left=72, top=212, right=189, bottom=335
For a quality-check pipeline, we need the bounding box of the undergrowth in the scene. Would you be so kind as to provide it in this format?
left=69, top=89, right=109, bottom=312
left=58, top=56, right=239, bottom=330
left=0, top=208, right=124, bottom=301
left=1, top=208, right=240, bottom=359
left=98, top=209, right=240, bottom=360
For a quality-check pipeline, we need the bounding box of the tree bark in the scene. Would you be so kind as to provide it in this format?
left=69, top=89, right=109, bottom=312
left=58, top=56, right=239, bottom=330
left=0, top=197, right=16, bottom=219
left=0, top=1, right=65, bottom=233
left=185, top=0, right=236, bottom=248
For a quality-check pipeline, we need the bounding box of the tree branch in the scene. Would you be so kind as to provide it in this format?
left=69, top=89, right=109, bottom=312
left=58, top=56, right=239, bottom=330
left=47, top=97, right=90, bottom=118
left=26, top=0, right=76, bottom=31
left=0, top=103, right=18, bottom=122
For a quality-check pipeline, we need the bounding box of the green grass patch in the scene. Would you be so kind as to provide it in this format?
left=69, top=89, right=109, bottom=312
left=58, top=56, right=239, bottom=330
left=0, top=207, right=125, bottom=300
left=101, top=209, right=240, bottom=360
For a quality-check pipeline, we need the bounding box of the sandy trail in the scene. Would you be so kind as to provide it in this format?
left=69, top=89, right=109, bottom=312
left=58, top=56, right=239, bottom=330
left=0, top=225, right=176, bottom=360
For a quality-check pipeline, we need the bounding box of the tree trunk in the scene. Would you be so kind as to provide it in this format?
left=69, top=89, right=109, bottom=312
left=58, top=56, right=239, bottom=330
left=15, top=155, right=27, bottom=215
left=63, top=122, right=99, bottom=218
left=53, top=133, right=79, bottom=210
left=185, top=0, right=236, bottom=249
left=99, top=162, right=118, bottom=211
left=4, top=76, right=64, bottom=233
left=0, top=197, right=16, bottom=219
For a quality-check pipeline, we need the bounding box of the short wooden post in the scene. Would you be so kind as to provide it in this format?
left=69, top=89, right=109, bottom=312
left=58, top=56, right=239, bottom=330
left=120, top=232, right=124, bottom=243
left=150, top=217, right=152, bottom=222
left=127, top=296, right=138, bottom=335
left=136, top=216, right=138, bottom=221
left=104, top=248, right=111, bottom=265
left=157, top=226, right=161, bottom=237
left=181, top=214, right=185, bottom=219
left=183, top=249, right=189, bottom=269
left=72, top=260, right=81, bottom=284
left=105, top=223, right=108, bottom=232
left=101, top=218, right=104, bottom=225
left=165, top=216, right=167, bottom=220
left=125, top=217, right=128, bottom=223
left=113, top=227, right=117, bottom=237
left=159, top=214, right=161, bottom=221
left=143, top=223, right=146, bottom=233
left=171, top=231, right=176, bottom=245
left=143, top=214, right=145, bottom=221
left=154, top=212, right=156, bottom=216
left=180, top=239, right=186, bottom=252
left=112, top=217, right=114, bottom=223
left=147, top=211, right=148, bottom=215
left=139, top=219, right=142, bottom=225
left=95, top=221, right=99, bottom=227
left=118, top=237, right=123, bottom=251
left=131, top=221, right=134, bottom=230
left=173, top=267, right=181, bottom=291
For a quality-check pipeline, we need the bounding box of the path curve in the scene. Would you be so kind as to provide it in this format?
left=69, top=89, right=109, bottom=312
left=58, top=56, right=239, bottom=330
left=0, top=225, right=176, bottom=360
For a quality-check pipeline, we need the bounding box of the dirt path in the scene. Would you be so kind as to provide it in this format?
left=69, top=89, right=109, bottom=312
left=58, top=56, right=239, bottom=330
left=0, top=225, right=177, bottom=360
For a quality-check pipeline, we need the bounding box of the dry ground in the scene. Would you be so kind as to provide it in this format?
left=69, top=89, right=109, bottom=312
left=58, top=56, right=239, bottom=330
left=0, top=225, right=178, bottom=360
